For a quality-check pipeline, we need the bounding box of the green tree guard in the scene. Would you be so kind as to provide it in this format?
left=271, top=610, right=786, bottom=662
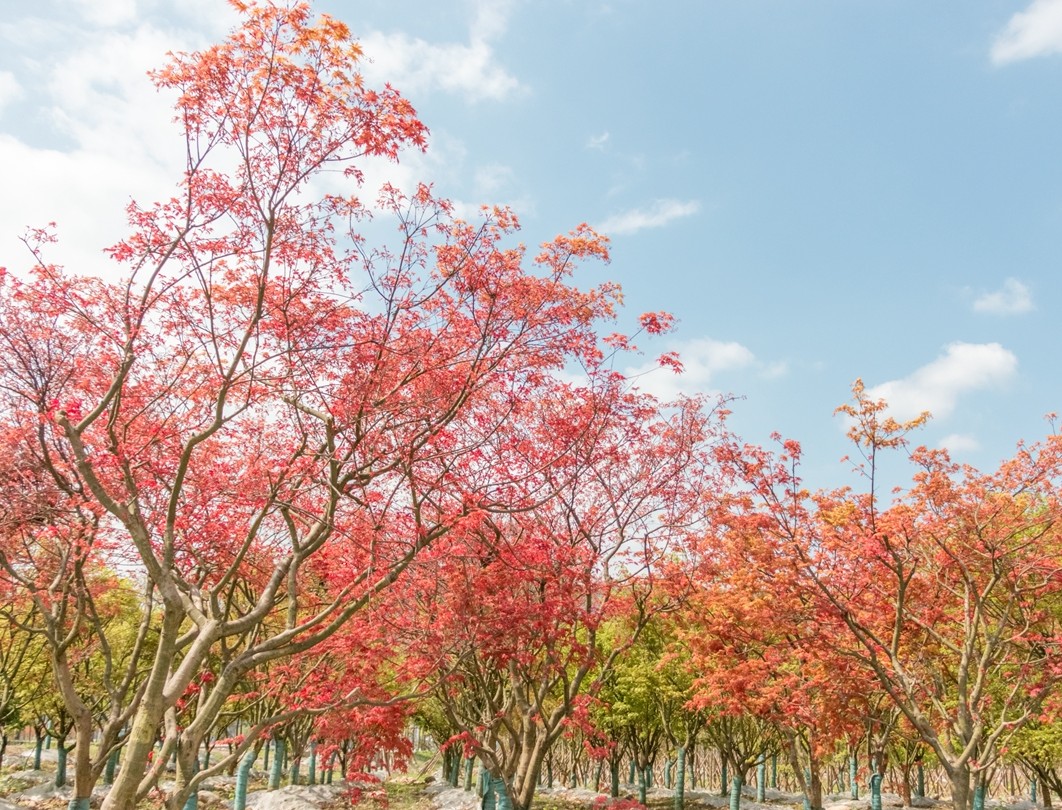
left=45, top=735, right=52, bottom=750
left=33, top=731, right=43, bottom=770
left=104, top=747, right=120, bottom=784
left=289, top=755, right=300, bottom=786
left=494, top=776, right=513, bottom=810
left=870, top=773, right=883, bottom=810
left=630, top=760, right=636, bottom=785
left=55, top=745, right=68, bottom=788
left=201, top=744, right=211, bottom=770
left=480, top=766, right=490, bottom=799
left=269, top=739, right=285, bottom=790
left=308, top=743, right=317, bottom=785
left=757, top=754, right=766, bottom=802
left=665, top=759, right=673, bottom=790
left=263, top=740, right=270, bottom=772
left=675, top=746, right=686, bottom=810
left=647, top=766, right=653, bottom=789
left=973, top=782, right=986, bottom=810
left=67, top=799, right=91, bottom=810
left=803, top=769, right=812, bottom=810
left=771, top=755, right=778, bottom=789
left=849, top=756, right=858, bottom=800
left=482, top=775, right=512, bottom=810
left=1032, top=777, right=1038, bottom=803
left=234, top=749, right=256, bottom=810
left=464, top=757, right=474, bottom=791
left=730, top=775, right=743, bottom=810
left=327, top=751, right=337, bottom=785
left=595, top=761, right=604, bottom=792
left=638, top=766, right=648, bottom=806
left=450, top=752, right=461, bottom=787
left=611, top=760, right=620, bottom=798
left=916, top=762, right=925, bottom=799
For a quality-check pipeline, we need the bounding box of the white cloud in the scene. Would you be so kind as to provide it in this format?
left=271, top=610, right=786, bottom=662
left=586, top=131, right=610, bottom=150
left=625, top=337, right=773, bottom=401
left=865, top=342, right=1018, bottom=423
left=991, top=0, right=1062, bottom=64
left=70, top=0, right=138, bottom=27
left=972, top=277, right=1033, bottom=315
left=598, top=199, right=700, bottom=236
left=470, top=0, right=515, bottom=42
left=358, top=2, right=522, bottom=104
left=939, top=433, right=981, bottom=454
left=0, top=72, right=23, bottom=114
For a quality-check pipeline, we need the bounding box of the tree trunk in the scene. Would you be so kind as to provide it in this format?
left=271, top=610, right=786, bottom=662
left=949, top=769, right=972, bottom=810
left=850, top=755, right=858, bottom=800
left=233, top=749, right=256, bottom=810
left=757, top=755, right=766, bottom=802
left=269, top=739, right=285, bottom=789
left=674, top=746, right=686, bottom=810
left=730, top=775, right=743, bottom=810
left=104, top=747, right=120, bottom=785
left=56, top=745, right=68, bottom=788
left=871, top=774, right=883, bottom=810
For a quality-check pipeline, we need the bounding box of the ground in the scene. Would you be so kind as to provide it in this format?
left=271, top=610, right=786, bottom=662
left=0, top=744, right=1044, bottom=810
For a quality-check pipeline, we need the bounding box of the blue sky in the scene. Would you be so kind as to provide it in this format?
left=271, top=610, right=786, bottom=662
left=1, top=0, right=1061, bottom=492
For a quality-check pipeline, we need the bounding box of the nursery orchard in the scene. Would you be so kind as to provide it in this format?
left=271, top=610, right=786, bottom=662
left=1, top=5, right=1061, bottom=810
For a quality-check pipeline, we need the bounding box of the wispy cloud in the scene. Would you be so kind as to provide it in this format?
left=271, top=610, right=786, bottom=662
left=864, top=342, right=1018, bottom=423
left=359, top=1, right=521, bottom=103
left=972, top=277, right=1033, bottom=315
left=0, top=72, right=23, bottom=115
left=69, top=0, right=138, bottom=27
left=939, top=433, right=980, bottom=454
left=625, top=336, right=783, bottom=401
left=586, top=131, right=610, bottom=150
left=598, top=198, right=700, bottom=236
left=990, top=0, right=1062, bottom=64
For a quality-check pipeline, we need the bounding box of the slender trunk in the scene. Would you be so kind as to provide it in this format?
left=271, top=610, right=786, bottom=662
left=610, top=759, right=620, bottom=798
left=917, top=762, right=925, bottom=799
left=309, top=743, right=317, bottom=786
left=850, top=755, right=859, bottom=800
left=638, top=764, right=647, bottom=806
left=871, top=773, right=883, bottom=810
left=757, top=755, right=766, bottom=802
left=289, top=755, right=300, bottom=786
left=34, top=727, right=44, bottom=770
left=71, top=714, right=95, bottom=808
left=721, top=759, right=729, bottom=796
left=465, top=757, right=474, bottom=791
